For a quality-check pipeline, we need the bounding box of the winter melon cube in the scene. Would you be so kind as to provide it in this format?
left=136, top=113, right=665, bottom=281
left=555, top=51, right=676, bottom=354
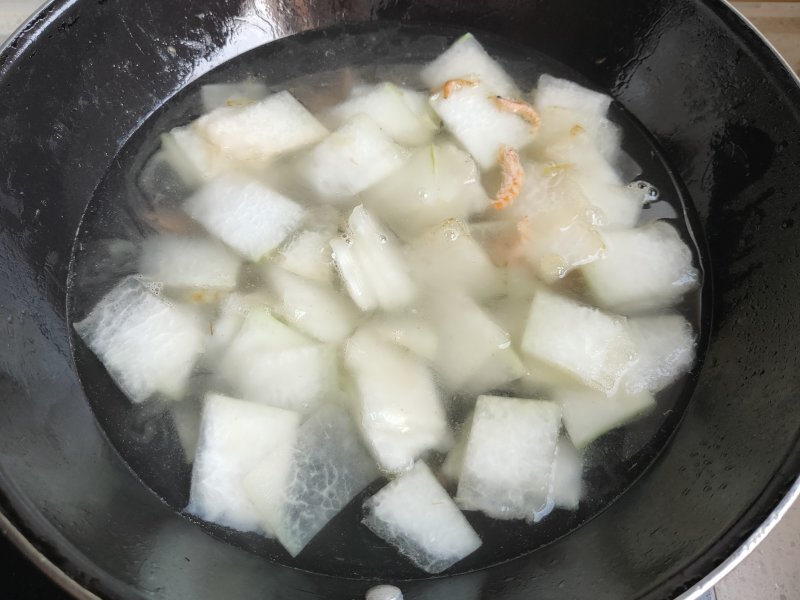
left=365, top=313, right=438, bottom=361
left=468, top=220, right=520, bottom=267
left=345, top=328, right=449, bottom=474
left=570, top=173, right=642, bottom=229
left=456, top=395, right=561, bottom=520
left=299, top=115, right=407, bottom=202
left=555, top=387, right=655, bottom=448
left=529, top=105, right=620, bottom=166
left=551, top=437, right=583, bottom=510
left=544, top=134, right=622, bottom=185
left=273, top=207, right=339, bottom=285
left=183, top=175, right=306, bottom=261
left=264, top=266, right=359, bottom=343
left=534, top=74, right=612, bottom=118
left=204, top=292, right=270, bottom=363
left=160, top=126, right=236, bottom=187
left=197, top=90, right=328, bottom=163
left=138, top=234, right=241, bottom=291
left=421, top=33, right=518, bottom=97
left=325, top=82, right=439, bottom=146
left=521, top=290, right=637, bottom=394
left=582, top=221, right=700, bottom=313
left=624, top=314, right=696, bottom=394
left=364, top=142, right=488, bottom=240
left=430, top=82, right=535, bottom=170
left=244, top=404, right=378, bottom=557
left=186, top=393, right=299, bottom=533
left=363, top=460, right=482, bottom=574
left=440, top=413, right=473, bottom=484
left=73, top=276, right=205, bottom=402
left=200, top=80, right=269, bottom=112
left=170, top=399, right=202, bottom=464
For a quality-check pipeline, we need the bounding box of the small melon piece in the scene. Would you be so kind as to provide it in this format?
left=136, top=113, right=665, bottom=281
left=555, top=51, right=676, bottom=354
left=366, top=313, right=438, bottom=361
left=274, top=208, right=339, bottom=285
left=171, top=399, right=202, bottom=464
left=427, top=291, right=525, bottom=394
left=582, top=221, right=700, bottom=313
left=73, top=276, right=205, bottom=402
left=186, top=393, right=299, bottom=533
left=529, top=104, right=620, bottom=167
left=345, top=328, right=449, bottom=474
left=551, top=438, right=583, bottom=510
left=624, top=314, right=696, bottom=394
left=544, top=134, right=621, bottom=185
left=219, top=309, right=337, bottom=413
left=571, top=174, right=642, bottom=229
left=408, top=219, right=505, bottom=301
left=197, top=90, right=328, bottom=163
left=440, top=413, right=473, bottom=484
left=363, top=460, right=482, bottom=574
left=555, top=387, right=655, bottom=448
left=244, top=404, right=377, bottom=557
left=534, top=74, right=612, bottom=118
left=264, top=266, right=359, bottom=343
left=204, top=292, right=270, bottom=363
left=200, top=80, right=269, bottom=112
left=138, top=234, right=241, bottom=291
left=365, top=142, right=488, bottom=240
left=299, top=115, right=407, bottom=202
left=331, top=205, right=417, bottom=312
left=325, top=82, right=439, bottom=146
left=183, top=175, right=306, bottom=261
left=160, top=126, right=236, bottom=187
left=456, top=395, right=561, bottom=520
left=420, top=33, right=518, bottom=98
left=430, top=83, right=535, bottom=170
left=469, top=220, right=520, bottom=267
left=521, top=290, right=637, bottom=394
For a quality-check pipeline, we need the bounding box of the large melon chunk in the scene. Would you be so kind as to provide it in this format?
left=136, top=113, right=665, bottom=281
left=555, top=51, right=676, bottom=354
left=73, top=276, right=205, bottom=402
left=159, top=125, right=237, bottom=187
left=534, top=74, right=612, bottom=118
left=200, top=80, right=269, bottom=112
left=138, top=234, right=241, bottom=291
left=624, top=314, right=696, bottom=394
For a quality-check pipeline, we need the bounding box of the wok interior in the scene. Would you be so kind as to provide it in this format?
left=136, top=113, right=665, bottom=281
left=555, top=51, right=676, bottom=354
left=0, top=1, right=799, bottom=599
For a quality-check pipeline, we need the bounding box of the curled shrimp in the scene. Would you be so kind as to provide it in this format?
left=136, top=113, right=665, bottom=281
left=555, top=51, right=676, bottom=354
left=492, top=146, right=525, bottom=210
left=433, top=78, right=478, bottom=99
left=493, top=96, right=542, bottom=130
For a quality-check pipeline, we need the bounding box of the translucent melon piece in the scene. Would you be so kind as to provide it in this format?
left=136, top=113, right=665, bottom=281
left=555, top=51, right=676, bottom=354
left=205, top=292, right=270, bottom=363
left=530, top=105, right=620, bottom=166
left=331, top=205, right=417, bottom=312
left=138, top=234, right=241, bottom=291
left=430, top=83, right=535, bottom=170
left=243, top=404, right=378, bottom=557
left=440, top=413, right=473, bottom=484
left=197, top=90, right=328, bottom=163
left=274, top=209, right=338, bottom=285
left=200, top=80, right=269, bottom=112
left=551, top=437, right=583, bottom=510
left=219, top=309, right=337, bottom=413
left=325, top=82, right=439, bottom=146
left=408, top=219, right=505, bottom=301
left=265, top=266, right=359, bottom=343
left=456, top=395, right=561, bottom=520
left=624, top=314, right=696, bottom=394
left=363, top=460, right=482, bottom=574
left=365, top=142, right=488, bottom=240
left=521, top=290, right=637, bottom=394
left=426, top=291, right=525, bottom=394
left=544, top=135, right=621, bottom=185
left=171, top=399, right=202, bottom=464
left=420, top=33, right=518, bottom=98
left=186, top=393, right=299, bottom=533
left=299, top=115, right=407, bottom=202
left=183, top=175, right=306, bottom=261
left=571, top=174, right=642, bottom=229
left=160, top=126, right=236, bottom=187
left=73, top=276, right=205, bottom=403
left=513, top=357, right=584, bottom=398
left=345, top=328, right=449, bottom=474
left=582, top=221, right=700, bottom=313
left=469, top=220, right=520, bottom=267
left=555, top=387, right=655, bottom=448
left=534, top=74, right=612, bottom=118
left=366, top=314, right=438, bottom=361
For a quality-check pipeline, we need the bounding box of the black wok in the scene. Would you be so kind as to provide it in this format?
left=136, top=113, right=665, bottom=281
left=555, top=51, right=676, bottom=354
left=1, top=1, right=799, bottom=598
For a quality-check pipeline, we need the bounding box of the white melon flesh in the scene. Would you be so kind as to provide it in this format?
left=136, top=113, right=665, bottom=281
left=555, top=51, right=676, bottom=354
left=408, top=219, right=505, bottom=301
left=556, top=387, right=655, bottom=448
left=325, top=82, right=439, bottom=146
left=534, top=74, right=612, bottom=118
left=345, top=328, right=449, bottom=474
left=204, top=292, right=270, bottom=363
left=544, top=134, right=621, bottom=185
left=456, top=395, right=561, bottom=520
left=244, top=404, right=377, bottom=557
left=264, top=266, right=358, bottom=343
left=521, top=291, right=637, bottom=394
left=331, top=205, right=417, bottom=312
left=440, top=413, right=473, bottom=484
left=197, top=90, right=328, bottom=163
left=430, top=82, right=535, bottom=170
left=200, top=80, right=269, bottom=112
left=186, top=393, right=299, bottom=533
left=582, top=221, right=700, bottom=313
left=551, top=438, right=583, bottom=510
left=138, top=234, right=240, bottom=291
left=365, top=314, right=438, bottom=362
left=363, top=460, right=482, bottom=574
left=624, top=314, right=696, bottom=394
left=364, top=142, right=488, bottom=240
left=299, top=115, right=407, bottom=202
left=160, top=126, right=236, bottom=187
left=171, top=399, right=202, bottom=464
left=421, top=33, right=518, bottom=98
left=73, top=276, right=205, bottom=402
left=219, top=309, right=337, bottom=413
left=426, top=291, right=525, bottom=394
left=275, top=220, right=337, bottom=285
left=183, top=175, right=307, bottom=261
left=572, top=174, right=642, bottom=229
left=468, top=220, right=520, bottom=267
